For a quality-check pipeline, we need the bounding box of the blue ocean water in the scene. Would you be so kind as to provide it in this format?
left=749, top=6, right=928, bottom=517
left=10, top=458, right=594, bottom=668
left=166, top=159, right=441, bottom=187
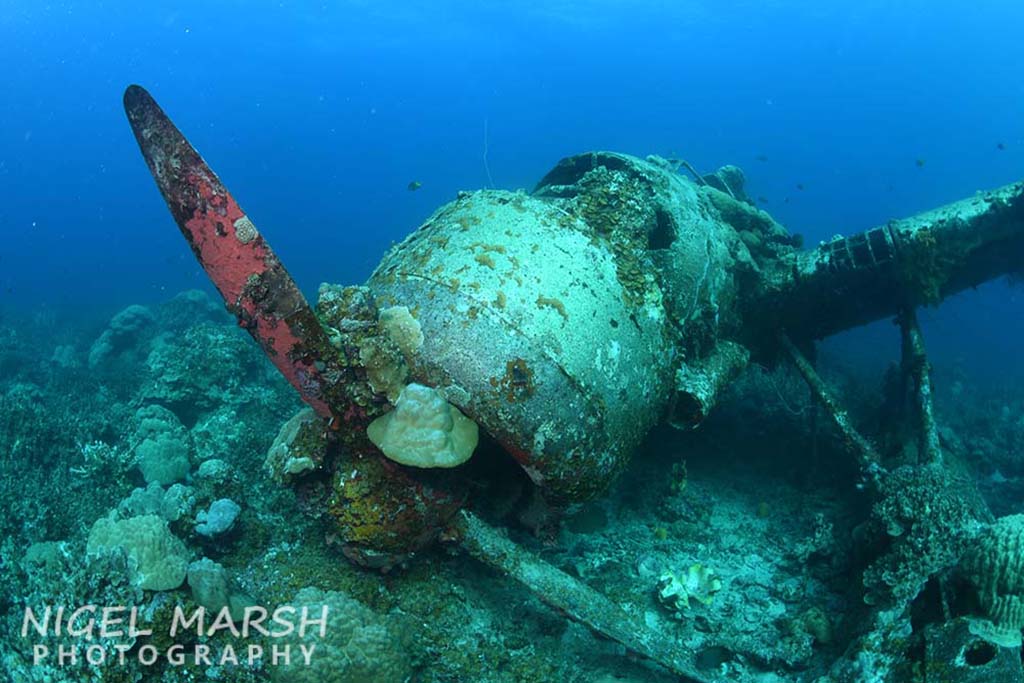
left=5, top=5, right=1024, bottom=682
left=1, top=0, right=1022, bottom=371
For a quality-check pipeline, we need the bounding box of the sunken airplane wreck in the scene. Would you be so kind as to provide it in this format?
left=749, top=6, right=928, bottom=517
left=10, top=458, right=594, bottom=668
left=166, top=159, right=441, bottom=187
left=124, top=85, right=1024, bottom=681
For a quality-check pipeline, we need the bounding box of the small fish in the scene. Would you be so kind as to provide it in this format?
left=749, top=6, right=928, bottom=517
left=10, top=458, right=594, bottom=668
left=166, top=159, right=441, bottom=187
left=997, top=142, right=1006, bottom=151
left=757, top=196, right=769, bottom=204
left=755, top=154, right=769, bottom=162
left=796, top=183, right=805, bottom=191
left=407, top=180, right=422, bottom=191
left=915, top=158, right=926, bottom=168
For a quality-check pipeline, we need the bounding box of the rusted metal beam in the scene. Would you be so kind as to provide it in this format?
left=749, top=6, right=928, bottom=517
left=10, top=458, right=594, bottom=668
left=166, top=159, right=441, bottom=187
left=898, top=308, right=943, bottom=465
left=778, top=331, right=884, bottom=488
left=454, top=509, right=713, bottom=682
left=756, top=183, right=1024, bottom=342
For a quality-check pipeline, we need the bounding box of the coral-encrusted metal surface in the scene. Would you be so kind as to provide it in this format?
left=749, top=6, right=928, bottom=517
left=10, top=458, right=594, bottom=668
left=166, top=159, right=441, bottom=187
left=123, top=85, right=337, bottom=420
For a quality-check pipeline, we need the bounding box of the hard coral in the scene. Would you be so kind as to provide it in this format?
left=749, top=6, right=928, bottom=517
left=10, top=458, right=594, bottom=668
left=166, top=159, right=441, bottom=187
left=265, top=408, right=328, bottom=484
left=270, top=586, right=415, bottom=683
left=142, top=322, right=262, bottom=418
left=657, top=563, right=723, bottom=618
left=862, top=464, right=987, bottom=605
left=137, top=434, right=190, bottom=485
left=962, top=514, right=1024, bottom=647
left=195, top=498, right=241, bottom=539
left=367, top=383, right=479, bottom=468
left=88, top=304, right=155, bottom=369
left=87, top=513, right=190, bottom=591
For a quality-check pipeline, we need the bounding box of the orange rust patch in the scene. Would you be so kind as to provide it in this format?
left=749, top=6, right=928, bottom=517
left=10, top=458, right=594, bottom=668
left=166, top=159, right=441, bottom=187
left=493, top=358, right=535, bottom=403
left=457, top=215, right=482, bottom=231
left=536, top=295, right=568, bottom=321
left=471, top=242, right=507, bottom=254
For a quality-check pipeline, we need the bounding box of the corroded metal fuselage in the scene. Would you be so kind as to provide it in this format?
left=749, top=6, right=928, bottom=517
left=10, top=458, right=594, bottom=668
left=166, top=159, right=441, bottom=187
left=348, top=152, right=773, bottom=504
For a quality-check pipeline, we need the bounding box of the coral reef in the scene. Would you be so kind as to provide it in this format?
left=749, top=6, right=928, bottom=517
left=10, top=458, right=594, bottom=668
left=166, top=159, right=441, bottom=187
left=195, top=499, right=241, bottom=539
left=269, top=586, right=414, bottom=683
left=137, top=433, right=191, bottom=485
left=87, top=514, right=190, bottom=590
left=187, top=557, right=231, bottom=613
left=657, top=563, right=723, bottom=617
left=141, top=322, right=267, bottom=421
left=861, top=463, right=986, bottom=605
left=118, top=482, right=197, bottom=522
left=88, top=303, right=155, bottom=369
left=264, top=408, right=328, bottom=483
left=2, top=288, right=1022, bottom=682
left=2, top=541, right=147, bottom=682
